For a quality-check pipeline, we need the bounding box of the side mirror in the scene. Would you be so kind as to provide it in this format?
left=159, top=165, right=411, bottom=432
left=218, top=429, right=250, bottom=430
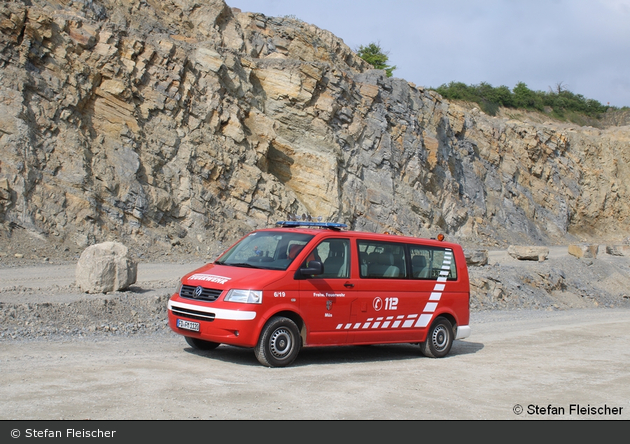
left=299, top=260, right=324, bottom=277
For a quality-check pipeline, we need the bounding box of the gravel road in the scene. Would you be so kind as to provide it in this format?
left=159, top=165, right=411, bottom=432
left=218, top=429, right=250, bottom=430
left=1, top=308, right=629, bottom=420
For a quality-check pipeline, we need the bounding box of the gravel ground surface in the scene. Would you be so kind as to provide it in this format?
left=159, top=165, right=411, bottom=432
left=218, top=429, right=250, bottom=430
left=1, top=308, right=629, bottom=420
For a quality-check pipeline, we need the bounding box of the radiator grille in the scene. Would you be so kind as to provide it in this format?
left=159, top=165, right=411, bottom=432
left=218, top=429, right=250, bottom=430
left=180, top=285, right=223, bottom=302
left=170, top=306, right=216, bottom=322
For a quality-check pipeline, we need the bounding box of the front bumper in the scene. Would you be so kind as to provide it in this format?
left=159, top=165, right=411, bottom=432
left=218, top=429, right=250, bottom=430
left=168, top=297, right=259, bottom=347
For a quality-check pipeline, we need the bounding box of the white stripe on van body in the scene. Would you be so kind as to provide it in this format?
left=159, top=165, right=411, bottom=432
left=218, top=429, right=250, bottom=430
left=168, top=300, right=257, bottom=321
left=419, top=249, right=453, bottom=324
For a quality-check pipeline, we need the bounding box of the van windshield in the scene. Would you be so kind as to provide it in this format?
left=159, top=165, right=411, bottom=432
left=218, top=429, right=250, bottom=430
left=215, top=231, right=315, bottom=270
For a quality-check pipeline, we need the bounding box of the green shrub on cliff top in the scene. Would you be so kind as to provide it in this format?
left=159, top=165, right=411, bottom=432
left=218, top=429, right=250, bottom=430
left=357, top=42, right=397, bottom=78
left=434, top=81, right=613, bottom=119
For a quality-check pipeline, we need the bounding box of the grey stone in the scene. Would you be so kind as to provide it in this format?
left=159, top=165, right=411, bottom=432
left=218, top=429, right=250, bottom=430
left=605, top=245, right=630, bottom=257
left=76, top=242, right=137, bottom=294
left=465, top=249, right=488, bottom=266
left=507, top=246, right=549, bottom=262
left=568, top=244, right=598, bottom=259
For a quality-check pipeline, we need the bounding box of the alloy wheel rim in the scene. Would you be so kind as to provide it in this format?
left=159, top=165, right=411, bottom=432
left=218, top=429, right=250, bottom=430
left=270, top=328, right=292, bottom=359
left=432, top=325, right=448, bottom=351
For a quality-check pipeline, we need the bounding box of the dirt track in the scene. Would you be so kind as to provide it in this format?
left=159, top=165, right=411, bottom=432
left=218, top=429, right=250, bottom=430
left=1, top=308, right=629, bottom=420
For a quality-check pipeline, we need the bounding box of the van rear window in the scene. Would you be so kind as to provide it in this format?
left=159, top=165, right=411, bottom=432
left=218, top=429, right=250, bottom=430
left=357, top=240, right=457, bottom=280
left=409, top=245, right=457, bottom=280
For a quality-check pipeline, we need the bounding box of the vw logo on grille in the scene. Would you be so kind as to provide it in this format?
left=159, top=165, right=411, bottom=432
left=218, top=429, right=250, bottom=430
left=194, top=286, right=204, bottom=298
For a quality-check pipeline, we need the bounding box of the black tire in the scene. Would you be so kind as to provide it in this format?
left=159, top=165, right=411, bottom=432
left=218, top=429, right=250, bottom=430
left=254, top=316, right=301, bottom=367
left=420, top=317, right=454, bottom=358
left=185, top=336, right=220, bottom=351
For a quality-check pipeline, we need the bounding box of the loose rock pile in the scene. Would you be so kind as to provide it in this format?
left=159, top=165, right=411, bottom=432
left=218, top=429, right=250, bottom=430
left=0, top=291, right=173, bottom=340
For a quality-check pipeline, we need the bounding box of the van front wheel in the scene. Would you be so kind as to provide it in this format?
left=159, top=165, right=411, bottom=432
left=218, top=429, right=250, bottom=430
left=255, top=316, right=301, bottom=367
left=420, top=317, right=453, bottom=358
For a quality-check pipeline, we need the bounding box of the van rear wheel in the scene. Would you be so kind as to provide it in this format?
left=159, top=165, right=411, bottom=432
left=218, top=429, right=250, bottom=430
left=255, top=316, right=301, bottom=367
left=420, top=317, right=453, bottom=358
left=185, top=336, right=220, bottom=351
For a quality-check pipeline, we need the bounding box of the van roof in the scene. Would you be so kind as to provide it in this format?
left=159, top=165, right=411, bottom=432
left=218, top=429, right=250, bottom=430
left=265, top=222, right=460, bottom=249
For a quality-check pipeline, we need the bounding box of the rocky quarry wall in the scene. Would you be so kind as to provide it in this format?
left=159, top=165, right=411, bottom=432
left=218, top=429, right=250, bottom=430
left=1, top=0, right=629, bottom=257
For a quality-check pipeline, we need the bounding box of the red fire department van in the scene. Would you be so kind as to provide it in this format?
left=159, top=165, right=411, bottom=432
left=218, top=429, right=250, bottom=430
left=168, top=221, right=471, bottom=367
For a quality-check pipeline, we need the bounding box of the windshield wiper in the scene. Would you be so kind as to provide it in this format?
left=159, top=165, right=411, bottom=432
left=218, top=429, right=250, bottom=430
left=224, top=262, right=261, bottom=269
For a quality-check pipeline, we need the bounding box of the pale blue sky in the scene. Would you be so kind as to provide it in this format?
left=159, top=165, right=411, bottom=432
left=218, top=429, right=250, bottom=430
left=229, top=0, right=630, bottom=107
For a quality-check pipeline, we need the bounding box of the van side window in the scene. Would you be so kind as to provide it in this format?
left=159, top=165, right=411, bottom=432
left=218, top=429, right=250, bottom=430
left=410, top=246, right=457, bottom=280
left=358, top=240, right=407, bottom=279
left=306, top=239, right=350, bottom=278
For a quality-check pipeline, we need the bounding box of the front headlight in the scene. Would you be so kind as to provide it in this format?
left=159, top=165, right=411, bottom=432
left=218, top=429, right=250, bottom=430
left=224, top=289, right=263, bottom=304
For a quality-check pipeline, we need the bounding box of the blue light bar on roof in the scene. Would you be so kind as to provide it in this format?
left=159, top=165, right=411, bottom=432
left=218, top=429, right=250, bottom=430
left=275, top=221, right=348, bottom=230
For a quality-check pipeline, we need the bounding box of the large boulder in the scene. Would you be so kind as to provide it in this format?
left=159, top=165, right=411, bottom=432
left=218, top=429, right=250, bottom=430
left=76, top=242, right=137, bottom=293
left=568, top=244, right=599, bottom=259
left=507, top=245, right=549, bottom=262
left=465, top=249, right=489, bottom=266
left=606, top=245, right=630, bottom=257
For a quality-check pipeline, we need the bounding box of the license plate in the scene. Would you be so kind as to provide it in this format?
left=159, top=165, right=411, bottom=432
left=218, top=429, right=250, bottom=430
left=177, top=319, right=200, bottom=332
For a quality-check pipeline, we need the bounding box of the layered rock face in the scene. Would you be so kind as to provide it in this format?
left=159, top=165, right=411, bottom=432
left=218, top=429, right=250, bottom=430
left=1, top=0, right=629, bottom=255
